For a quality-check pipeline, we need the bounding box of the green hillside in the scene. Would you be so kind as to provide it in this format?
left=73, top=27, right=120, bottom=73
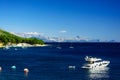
left=0, top=29, right=44, bottom=45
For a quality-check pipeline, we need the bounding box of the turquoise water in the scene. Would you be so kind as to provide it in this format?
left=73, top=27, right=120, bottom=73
left=0, top=43, right=120, bottom=80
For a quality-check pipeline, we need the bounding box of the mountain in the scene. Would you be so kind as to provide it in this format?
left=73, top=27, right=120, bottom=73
left=12, top=32, right=50, bottom=42
left=0, top=29, right=44, bottom=45
left=12, top=32, right=100, bottom=42
left=13, top=32, right=116, bottom=42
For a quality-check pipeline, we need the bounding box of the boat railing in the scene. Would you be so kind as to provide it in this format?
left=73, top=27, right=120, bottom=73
left=85, top=56, right=102, bottom=62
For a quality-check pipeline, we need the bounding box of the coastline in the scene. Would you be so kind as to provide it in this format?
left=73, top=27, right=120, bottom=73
left=0, top=43, right=49, bottom=48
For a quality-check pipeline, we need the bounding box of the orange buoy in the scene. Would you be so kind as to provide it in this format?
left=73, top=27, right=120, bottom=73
left=24, top=68, right=29, bottom=73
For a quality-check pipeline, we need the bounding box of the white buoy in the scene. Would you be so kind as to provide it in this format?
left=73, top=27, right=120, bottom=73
left=0, top=67, right=2, bottom=71
left=11, top=65, right=16, bottom=69
left=24, top=68, right=29, bottom=73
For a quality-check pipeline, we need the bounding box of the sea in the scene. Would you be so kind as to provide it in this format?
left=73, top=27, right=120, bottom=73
left=0, top=42, right=120, bottom=80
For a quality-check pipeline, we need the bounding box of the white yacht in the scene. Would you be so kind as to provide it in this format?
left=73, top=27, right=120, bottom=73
left=81, top=56, right=110, bottom=69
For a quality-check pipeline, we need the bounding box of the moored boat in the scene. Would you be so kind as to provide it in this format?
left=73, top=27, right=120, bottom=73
left=82, top=56, right=110, bottom=69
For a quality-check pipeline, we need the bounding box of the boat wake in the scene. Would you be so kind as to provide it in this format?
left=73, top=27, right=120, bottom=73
left=87, top=67, right=110, bottom=79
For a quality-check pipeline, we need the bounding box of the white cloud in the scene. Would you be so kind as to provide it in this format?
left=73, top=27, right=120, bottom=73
left=24, top=32, right=44, bottom=35
left=26, top=32, right=39, bottom=35
left=59, top=30, right=67, bottom=33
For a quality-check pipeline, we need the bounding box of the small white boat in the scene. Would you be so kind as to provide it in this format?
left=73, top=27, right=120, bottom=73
left=81, top=56, right=110, bottom=69
left=68, top=66, right=76, bottom=69
left=69, top=46, right=74, bottom=49
left=4, top=45, right=10, bottom=49
left=69, top=43, right=74, bottom=49
left=56, top=46, right=62, bottom=49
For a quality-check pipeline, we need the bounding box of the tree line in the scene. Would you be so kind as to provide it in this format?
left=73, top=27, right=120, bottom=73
left=0, top=29, right=44, bottom=45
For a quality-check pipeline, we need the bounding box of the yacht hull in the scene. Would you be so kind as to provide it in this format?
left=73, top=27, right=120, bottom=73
left=82, top=61, right=110, bottom=69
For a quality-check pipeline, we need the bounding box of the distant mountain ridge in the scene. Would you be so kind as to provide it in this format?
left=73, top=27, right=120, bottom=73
left=0, top=29, right=44, bottom=45
left=13, top=32, right=116, bottom=42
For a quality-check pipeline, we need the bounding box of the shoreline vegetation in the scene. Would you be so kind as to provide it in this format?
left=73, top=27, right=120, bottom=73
left=0, top=29, right=45, bottom=47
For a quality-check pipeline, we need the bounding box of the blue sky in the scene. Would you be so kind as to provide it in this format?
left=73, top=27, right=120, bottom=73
left=0, top=0, right=120, bottom=41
